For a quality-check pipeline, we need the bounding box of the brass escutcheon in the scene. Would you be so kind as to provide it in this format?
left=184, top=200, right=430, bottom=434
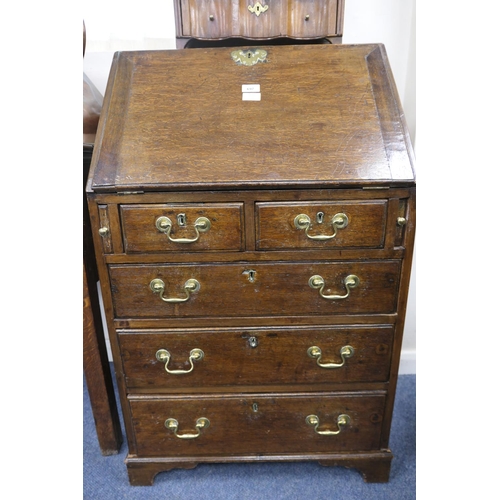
left=231, top=49, right=267, bottom=66
left=248, top=2, right=269, bottom=16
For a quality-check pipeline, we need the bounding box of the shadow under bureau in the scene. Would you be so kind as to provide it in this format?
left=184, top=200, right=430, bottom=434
left=86, top=43, right=416, bottom=485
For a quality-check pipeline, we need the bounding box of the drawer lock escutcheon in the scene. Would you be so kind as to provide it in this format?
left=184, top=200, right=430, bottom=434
left=164, top=417, right=210, bottom=440
left=309, top=274, right=359, bottom=300
left=156, top=348, right=204, bottom=374
left=307, top=345, right=354, bottom=369
left=294, top=213, right=348, bottom=241
left=306, top=414, right=350, bottom=436
left=155, top=215, right=211, bottom=244
left=231, top=49, right=267, bottom=66
left=150, top=278, right=200, bottom=303
left=248, top=2, right=269, bottom=16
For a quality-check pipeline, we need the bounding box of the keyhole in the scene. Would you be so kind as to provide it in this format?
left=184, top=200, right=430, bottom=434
left=243, top=270, right=256, bottom=283
left=256, top=5, right=260, bottom=12
left=316, top=212, right=325, bottom=224
left=248, top=336, right=258, bottom=348
left=177, top=213, right=187, bottom=226
left=252, top=403, right=259, bottom=412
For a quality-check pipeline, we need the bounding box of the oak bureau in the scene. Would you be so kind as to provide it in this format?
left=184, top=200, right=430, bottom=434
left=86, top=43, right=416, bottom=485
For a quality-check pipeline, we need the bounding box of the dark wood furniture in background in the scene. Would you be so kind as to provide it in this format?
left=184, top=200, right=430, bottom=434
left=86, top=43, right=416, bottom=484
left=83, top=22, right=123, bottom=455
left=174, top=0, right=345, bottom=48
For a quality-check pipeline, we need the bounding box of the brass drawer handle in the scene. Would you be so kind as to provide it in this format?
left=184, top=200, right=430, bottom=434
left=150, top=278, right=200, bottom=303
left=248, top=1, right=268, bottom=16
left=306, top=414, right=350, bottom=436
left=309, top=274, right=359, bottom=300
left=156, top=348, right=204, bottom=374
left=307, top=345, right=354, bottom=369
left=155, top=216, right=211, bottom=244
left=164, top=417, right=210, bottom=440
left=294, top=213, right=348, bottom=241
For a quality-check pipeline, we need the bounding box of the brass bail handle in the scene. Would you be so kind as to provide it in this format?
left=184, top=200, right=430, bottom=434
left=307, top=345, right=354, bottom=369
left=306, top=414, right=350, bottom=436
left=294, top=213, right=348, bottom=241
left=156, top=348, right=204, bottom=375
left=248, top=1, right=269, bottom=16
left=150, top=278, right=200, bottom=303
left=164, top=417, right=210, bottom=440
left=155, top=216, right=211, bottom=244
left=309, top=274, right=359, bottom=300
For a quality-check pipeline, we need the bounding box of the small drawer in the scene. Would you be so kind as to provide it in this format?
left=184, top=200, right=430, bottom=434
left=129, top=392, right=386, bottom=457
left=180, top=0, right=286, bottom=39
left=119, top=325, right=394, bottom=390
left=121, top=203, right=244, bottom=253
left=180, top=0, right=233, bottom=38
left=109, top=260, right=400, bottom=319
left=256, top=201, right=387, bottom=250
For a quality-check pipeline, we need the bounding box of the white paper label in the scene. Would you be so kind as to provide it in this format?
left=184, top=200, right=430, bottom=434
left=242, top=84, right=260, bottom=93
left=242, top=92, right=261, bottom=101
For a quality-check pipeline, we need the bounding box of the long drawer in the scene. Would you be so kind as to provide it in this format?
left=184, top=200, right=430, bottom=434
left=129, top=392, right=386, bottom=456
left=109, top=260, right=401, bottom=318
left=119, top=325, right=394, bottom=390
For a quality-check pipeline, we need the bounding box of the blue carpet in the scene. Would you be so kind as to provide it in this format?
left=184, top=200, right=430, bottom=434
left=84, top=372, right=415, bottom=499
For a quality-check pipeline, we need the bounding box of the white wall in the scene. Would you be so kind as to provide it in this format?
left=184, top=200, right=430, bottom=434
left=84, top=0, right=416, bottom=374
left=343, top=1, right=416, bottom=374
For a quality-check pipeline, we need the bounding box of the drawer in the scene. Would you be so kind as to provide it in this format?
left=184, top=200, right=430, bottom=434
left=129, top=392, right=386, bottom=456
left=119, top=326, right=394, bottom=390
left=289, top=0, right=334, bottom=38
left=256, top=201, right=387, bottom=250
left=120, top=203, right=244, bottom=253
left=109, top=260, right=401, bottom=319
left=179, top=0, right=339, bottom=39
left=180, top=0, right=234, bottom=39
